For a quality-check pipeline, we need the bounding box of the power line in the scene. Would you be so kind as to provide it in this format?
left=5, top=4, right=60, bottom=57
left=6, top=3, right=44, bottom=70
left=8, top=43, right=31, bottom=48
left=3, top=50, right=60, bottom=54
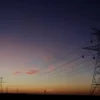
left=36, top=49, right=94, bottom=76
left=47, top=48, right=81, bottom=65
left=31, top=40, right=93, bottom=77
left=47, top=40, right=90, bottom=66
left=52, top=62, right=94, bottom=79
left=49, top=58, right=93, bottom=78
left=32, top=52, right=82, bottom=78
left=51, top=58, right=94, bottom=78
left=42, top=49, right=82, bottom=69
left=39, top=56, right=82, bottom=77
left=65, top=62, right=95, bottom=78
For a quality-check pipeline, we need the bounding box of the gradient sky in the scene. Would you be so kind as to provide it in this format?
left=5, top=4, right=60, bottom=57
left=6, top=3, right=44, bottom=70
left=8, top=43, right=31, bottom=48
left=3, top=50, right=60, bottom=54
left=0, top=0, right=100, bottom=94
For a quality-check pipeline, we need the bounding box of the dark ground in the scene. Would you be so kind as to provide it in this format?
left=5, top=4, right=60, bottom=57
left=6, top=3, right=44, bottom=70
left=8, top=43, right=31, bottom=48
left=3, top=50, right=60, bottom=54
left=0, top=93, right=99, bottom=99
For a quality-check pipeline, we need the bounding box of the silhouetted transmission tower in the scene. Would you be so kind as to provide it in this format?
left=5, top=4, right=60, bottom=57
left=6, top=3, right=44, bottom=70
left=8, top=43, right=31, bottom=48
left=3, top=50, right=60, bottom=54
left=0, top=77, right=5, bottom=93
left=83, top=28, right=100, bottom=95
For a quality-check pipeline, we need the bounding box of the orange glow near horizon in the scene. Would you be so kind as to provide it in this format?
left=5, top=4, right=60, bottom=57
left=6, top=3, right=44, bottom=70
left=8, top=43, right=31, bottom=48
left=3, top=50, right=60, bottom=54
left=1, top=83, right=91, bottom=95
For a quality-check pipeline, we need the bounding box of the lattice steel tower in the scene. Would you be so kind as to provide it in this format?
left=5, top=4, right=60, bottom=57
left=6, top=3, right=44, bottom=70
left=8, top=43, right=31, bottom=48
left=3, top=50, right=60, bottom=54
left=83, top=28, right=100, bottom=95
left=0, top=77, right=4, bottom=93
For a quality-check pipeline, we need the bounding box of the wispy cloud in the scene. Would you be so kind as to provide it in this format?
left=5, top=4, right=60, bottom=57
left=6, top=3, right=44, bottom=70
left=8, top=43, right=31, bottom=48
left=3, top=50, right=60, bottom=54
left=12, top=69, right=39, bottom=75
left=13, top=71, right=21, bottom=75
left=47, top=65, right=55, bottom=72
left=26, top=69, right=39, bottom=75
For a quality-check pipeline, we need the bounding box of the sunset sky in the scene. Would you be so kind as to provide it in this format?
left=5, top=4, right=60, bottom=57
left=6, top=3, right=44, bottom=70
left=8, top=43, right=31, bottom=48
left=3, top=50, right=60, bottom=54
left=0, top=0, right=100, bottom=94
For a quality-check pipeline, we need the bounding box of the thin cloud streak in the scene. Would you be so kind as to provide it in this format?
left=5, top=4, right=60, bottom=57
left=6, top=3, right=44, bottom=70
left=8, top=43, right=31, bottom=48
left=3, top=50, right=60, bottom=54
left=26, top=69, right=39, bottom=75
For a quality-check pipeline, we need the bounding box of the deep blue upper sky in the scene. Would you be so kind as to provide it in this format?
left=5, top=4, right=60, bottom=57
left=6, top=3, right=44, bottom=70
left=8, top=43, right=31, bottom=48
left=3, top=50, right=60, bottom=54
left=0, top=0, right=100, bottom=56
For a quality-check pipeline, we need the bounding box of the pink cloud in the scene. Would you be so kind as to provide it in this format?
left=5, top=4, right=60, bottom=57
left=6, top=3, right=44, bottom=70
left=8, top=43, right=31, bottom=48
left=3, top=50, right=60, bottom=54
left=13, top=71, right=21, bottom=75
left=44, top=56, right=52, bottom=62
left=26, top=69, right=39, bottom=75
left=47, top=65, right=55, bottom=72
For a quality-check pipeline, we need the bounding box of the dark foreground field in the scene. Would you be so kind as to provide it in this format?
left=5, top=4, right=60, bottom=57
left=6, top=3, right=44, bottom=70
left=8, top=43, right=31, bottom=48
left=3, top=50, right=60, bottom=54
left=0, top=93, right=99, bottom=99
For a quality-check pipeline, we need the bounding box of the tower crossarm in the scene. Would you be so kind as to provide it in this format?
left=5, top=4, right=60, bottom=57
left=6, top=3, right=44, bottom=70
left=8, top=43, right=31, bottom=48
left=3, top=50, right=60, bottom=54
left=83, top=45, right=100, bottom=51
